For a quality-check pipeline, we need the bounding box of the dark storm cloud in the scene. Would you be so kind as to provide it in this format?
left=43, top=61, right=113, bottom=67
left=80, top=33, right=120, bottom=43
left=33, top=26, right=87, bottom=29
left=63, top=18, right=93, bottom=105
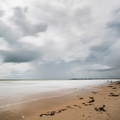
left=1, top=49, right=40, bottom=63
left=12, top=7, right=47, bottom=36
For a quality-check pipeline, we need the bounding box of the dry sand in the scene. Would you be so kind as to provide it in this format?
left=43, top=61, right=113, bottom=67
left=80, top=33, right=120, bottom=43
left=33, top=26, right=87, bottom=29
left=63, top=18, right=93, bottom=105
left=0, top=80, right=120, bottom=120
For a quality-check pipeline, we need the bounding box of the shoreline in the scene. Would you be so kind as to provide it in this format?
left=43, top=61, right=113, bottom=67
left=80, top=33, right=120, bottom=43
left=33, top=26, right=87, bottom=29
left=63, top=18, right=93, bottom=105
left=0, top=87, right=95, bottom=112
left=0, top=80, right=120, bottom=120
left=0, top=80, right=108, bottom=110
left=0, top=85, right=99, bottom=120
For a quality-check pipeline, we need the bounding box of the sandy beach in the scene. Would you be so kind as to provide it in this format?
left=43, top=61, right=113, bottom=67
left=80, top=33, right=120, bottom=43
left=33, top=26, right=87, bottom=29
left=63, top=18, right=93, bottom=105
left=0, top=80, right=120, bottom=120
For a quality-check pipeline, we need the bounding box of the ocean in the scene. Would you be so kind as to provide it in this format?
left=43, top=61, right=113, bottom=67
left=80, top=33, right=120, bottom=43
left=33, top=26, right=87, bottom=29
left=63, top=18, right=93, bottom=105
left=0, top=80, right=114, bottom=109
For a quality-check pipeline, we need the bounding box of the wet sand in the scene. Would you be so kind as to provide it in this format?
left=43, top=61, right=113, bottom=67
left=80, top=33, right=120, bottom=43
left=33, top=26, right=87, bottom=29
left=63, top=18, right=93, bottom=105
left=0, top=80, right=120, bottom=120
left=0, top=87, right=94, bottom=120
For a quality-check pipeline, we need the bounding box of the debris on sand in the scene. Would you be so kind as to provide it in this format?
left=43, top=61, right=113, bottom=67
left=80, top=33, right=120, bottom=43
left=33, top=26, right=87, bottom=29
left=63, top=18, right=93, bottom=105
left=79, top=97, right=83, bottom=99
left=92, top=91, right=97, bottom=94
left=88, top=97, right=95, bottom=103
left=95, top=105, right=106, bottom=112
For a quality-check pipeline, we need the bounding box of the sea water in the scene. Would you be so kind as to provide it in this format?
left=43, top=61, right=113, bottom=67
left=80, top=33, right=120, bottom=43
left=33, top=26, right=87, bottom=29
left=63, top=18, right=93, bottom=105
left=0, top=80, right=114, bottom=109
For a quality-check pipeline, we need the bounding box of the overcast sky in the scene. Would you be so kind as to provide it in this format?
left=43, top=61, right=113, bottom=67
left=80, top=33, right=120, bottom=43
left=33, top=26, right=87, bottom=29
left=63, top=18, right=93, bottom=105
left=0, top=0, right=120, bottom=79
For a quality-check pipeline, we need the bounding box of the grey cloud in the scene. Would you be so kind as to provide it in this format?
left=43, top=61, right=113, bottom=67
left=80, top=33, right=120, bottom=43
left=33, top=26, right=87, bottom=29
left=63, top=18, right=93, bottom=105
left=104, top=48, right=120, bottom=68
left=30, top=60, right=75, bottom=79
left=0, top=9, right=4, bottom=17
left=108, top=21, right=120, bottom=31
left=30, top=59, right=118, bottom=79
left=0, top=20, right=20, bottom=43
left=85, top=43, right=110, bottom=64
left=2, top=49, right=40, bottom=63
left=12, top=7, right=47, bottom=36
left=74, top=7, right=91, bottom=25
left=107, top=8, right=120, bottom=37
left=0, top=6, right=48, bottom=44
left=95, top=68, right=117, bottom=72
left=88, top=68, right=116, bottom=72
left=36, top=3, right=92, bottom=29
left=102, top=8, right=120, bottom=68
left=84, top=38, right=120, bottom=72
left=0, top=6, right=48, bottom=64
